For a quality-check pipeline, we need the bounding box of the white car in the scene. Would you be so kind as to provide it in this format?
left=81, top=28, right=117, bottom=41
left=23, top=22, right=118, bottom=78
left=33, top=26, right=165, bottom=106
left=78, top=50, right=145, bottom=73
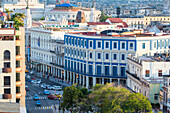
left=30, top=71, right=34, bottom=74
left=31, top=80, right=38, bottom=84
left=53, top=86, right=62, bottom=90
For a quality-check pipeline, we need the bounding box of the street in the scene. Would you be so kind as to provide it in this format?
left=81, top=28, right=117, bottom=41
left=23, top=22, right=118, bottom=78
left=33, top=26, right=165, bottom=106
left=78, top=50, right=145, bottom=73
left=26, top=73, right=63, bottom=113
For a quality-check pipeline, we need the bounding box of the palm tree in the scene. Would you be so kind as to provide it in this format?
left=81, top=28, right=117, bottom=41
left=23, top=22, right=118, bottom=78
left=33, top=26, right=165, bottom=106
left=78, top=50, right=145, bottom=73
left=5, top=8, right=14, bottom=20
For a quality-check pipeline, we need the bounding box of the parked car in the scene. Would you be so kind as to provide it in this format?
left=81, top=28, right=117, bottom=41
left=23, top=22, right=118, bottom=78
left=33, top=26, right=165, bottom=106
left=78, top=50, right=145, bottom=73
left=25, top=86, right=30, bottom=91
left=43, top=90, right=50, bottom=95
left=45, top=85, right=51, bottom=89
left=33, top=95, right=39, bottom=100
left=47, top=94, right=57, bottom=99
left=31, top=80, right=38, bottom=84
left=54, top=93, right=62, bottom=98
left=31, top=77, right=36, bottom=80
left=30, top=71, right=34, bottom=75
left=36, top=100, right=41, bottom=106
left=53, top=86, right=62, bottom=90
left=47, top=86, right=54, bottom=90
left=40, top=83, right=46, bottom=87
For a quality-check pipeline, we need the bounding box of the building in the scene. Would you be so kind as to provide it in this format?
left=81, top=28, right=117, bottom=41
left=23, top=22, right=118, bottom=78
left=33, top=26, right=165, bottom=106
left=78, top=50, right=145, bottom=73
left=144, top=16, right=170, bottom=26
left=0, top=27, right=26, bottom=112
left=64, top=31, right=170, bottom=89
left=30, top=27, right=65, bottom=80
left=2, top=0, right=44, bottom=11
left=163, top=0, right=170, bottom=15
left=45, top=3, right=101, bottom=22
left=162, top=75, right=170, bottom=113
left=127, top=54, right=170, bottom=104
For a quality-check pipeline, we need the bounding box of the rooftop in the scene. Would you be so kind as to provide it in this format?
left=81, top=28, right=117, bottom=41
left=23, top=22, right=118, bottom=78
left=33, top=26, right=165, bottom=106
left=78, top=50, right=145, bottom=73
left=0, top=102, right=20, bottom=112
left=56, top=3, right=78, bottom=7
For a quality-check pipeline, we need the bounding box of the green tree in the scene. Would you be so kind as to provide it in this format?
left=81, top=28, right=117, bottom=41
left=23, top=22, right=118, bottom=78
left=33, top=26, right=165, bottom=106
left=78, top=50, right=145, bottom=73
left=5, top=8, right=14, bottom=20
left=9, top=13, right=25, bottom=30
left=99, top=12, right=111, bottom=22
left=40, top=16, right=45, bottom=20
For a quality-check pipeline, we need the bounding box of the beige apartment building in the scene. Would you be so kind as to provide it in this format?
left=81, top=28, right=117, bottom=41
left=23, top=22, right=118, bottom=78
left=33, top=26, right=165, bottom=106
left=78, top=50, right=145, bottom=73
left=0, top=27, right=26, bottom=113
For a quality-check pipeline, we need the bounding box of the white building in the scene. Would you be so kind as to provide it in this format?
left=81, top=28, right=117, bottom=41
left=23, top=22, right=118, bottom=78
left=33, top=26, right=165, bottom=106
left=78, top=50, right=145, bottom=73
left=2, top=0, right=44, bottom=11
left=127, top=54, right=170, bottom=104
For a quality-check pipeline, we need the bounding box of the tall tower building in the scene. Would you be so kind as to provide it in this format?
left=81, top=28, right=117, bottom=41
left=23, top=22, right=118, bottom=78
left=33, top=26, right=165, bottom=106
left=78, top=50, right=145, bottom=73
left=90, top=0, right=96, bottom=22
left=0, top=27, right=26, bottom=113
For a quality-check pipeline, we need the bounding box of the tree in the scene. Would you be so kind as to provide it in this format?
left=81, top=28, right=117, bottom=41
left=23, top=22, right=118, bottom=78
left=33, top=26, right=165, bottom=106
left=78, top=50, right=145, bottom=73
left=9, top=13, right=25, bottom=30
left=5, top=9, right=14, bottom=20
left=40, top=16, right=45, bottom=20
left=99, top=12, right=111, bottom=22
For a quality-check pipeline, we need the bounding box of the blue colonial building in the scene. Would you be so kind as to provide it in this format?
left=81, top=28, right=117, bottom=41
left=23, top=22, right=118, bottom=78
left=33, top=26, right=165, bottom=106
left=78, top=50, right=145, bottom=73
left=64, top=33, right=137, bottom=88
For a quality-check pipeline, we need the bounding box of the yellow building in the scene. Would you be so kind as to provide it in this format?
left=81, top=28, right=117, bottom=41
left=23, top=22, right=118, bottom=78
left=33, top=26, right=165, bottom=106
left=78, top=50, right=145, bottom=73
left=0, top=27, right=26, bottom=113
left=144, top=16, right=170, bottom=26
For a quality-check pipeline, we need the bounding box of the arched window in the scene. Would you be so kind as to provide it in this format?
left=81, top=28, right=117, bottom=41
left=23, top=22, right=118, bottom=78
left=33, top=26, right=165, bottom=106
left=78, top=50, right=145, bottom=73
left=4, top=50, right=10, bottom=60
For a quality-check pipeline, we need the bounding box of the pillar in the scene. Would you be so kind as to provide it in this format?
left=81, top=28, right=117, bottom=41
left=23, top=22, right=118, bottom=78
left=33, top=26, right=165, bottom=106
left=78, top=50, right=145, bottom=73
left=118, top=79, right=120, bottom=86
left=83, top=75, right=85, bottom=86
left=93, top=77, right=96, bottom=86
left=73, top=73, right=75, bottom=84
left=70, top=72, right=72, bottom=83
left=79, top=75, right=82, bottom=85
left=86, top=76, right=89, bottom=89
left=64, top=70, right=66, bottom=81
left=102, top=78, right=104, bottom=85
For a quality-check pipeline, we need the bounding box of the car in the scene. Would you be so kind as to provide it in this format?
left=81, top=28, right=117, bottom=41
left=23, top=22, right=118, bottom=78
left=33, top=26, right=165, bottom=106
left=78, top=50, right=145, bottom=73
left=54, top=93, right=62, bottom=98
left=43, top=90, right=50, bottom=95
left=31, top=80, right=38, bottom=84
left=47, top=94, right=57, bottom=99
left=53, top=86, right=62, bottom=90
left=25, top=86, right=30, bottom=91
left=36, top=100, right=41, bottom=106
left=47, top=86, right=54, bottom=90
left=30, top=71, right=34, bottom=75
left=31, top=77, right=36, bottom=80
left=45, top=85, right=51, bottom=89
left=40, top=83, right=46, bottom=88
left=33, top=95, right=39, bottom=100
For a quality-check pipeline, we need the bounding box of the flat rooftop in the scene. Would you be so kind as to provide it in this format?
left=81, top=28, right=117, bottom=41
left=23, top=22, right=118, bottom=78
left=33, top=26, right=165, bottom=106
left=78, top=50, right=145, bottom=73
left=0, top=102, right=20, bottom=113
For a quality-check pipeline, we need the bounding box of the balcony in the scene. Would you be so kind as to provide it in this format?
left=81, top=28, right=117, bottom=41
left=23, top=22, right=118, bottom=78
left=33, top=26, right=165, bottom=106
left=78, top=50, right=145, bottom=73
left=0, top=36, right=14, bottom=41
left=16, top=67, right=22, bottom=73
left=126, top=70, right=140, bottom=81
left=50, top=50, right=55, bottom=54
left=2, top=68, right=12, bottom=73
left=15, top=40, right=21, bottom=46
left=3, top=94, right=12, bottom=99
left=16, top=81, right=22, bottom=86
left=16, top=93, right=22, bottom=98
left=16, top=55, right=22, bottom=60
left=50, top=62, right=64, bottom=68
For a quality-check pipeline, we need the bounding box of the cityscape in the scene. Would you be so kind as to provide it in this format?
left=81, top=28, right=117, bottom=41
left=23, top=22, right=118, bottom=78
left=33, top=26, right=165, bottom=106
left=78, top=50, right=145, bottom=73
left=0, top=0, right=170, bottom=113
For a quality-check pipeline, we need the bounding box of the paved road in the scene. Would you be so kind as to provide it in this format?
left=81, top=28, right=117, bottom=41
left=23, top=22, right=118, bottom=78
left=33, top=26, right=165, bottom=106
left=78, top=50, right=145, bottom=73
left=26, top=74, right=62, bottom=113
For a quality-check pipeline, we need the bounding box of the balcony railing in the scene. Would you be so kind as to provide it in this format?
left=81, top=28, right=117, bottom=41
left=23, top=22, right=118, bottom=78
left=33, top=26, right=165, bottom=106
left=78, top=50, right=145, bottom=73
left=16, top=93, right=22, bottom=98
left=50, top=62, right=64, bottom=68
left=3, top=94, right=12, bottom=99
left=0, top=36, right=14, bottom=41
left=16, top=55, right=22, bottom=60
left=16, top=67, right=22, bottom=73
left=2, top=68, right=12, bottom=73
left=126, top=70, right=140, bottom=81
left=16, top=81, right=22, bottom=86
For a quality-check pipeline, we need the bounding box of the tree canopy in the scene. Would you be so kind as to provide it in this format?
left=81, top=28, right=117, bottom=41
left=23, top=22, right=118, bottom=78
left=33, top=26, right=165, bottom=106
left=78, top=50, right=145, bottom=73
left=61, top=83, right=152, bottom=113
left=99, top=12, right=111, bottom=22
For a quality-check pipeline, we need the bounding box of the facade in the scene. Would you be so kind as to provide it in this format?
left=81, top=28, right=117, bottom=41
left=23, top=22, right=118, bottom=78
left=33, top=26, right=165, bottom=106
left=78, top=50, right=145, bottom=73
left=0, top=27, right=26, bottom=112
left=144, top=16, right=170, bottom=26
left=121, top=18, right=144, bottom=29
left=126, top=54, right=170, bottom=104
left=2, top=0, right=44, bottom=11
left=30, top=27, right=65, bottom=80
left=162, top=75, right=170, bottom=113
left=45, top=3, right=101, bottom=22
left=64, top=32, right=170, bottom=88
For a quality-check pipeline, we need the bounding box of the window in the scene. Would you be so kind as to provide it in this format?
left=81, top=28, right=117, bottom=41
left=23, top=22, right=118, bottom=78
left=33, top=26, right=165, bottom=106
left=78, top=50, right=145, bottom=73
left=84, top=40, right=86, bottom=47
left=74, top=62, right=76, bottom=71
left=89, top=65, right=93, bottom=75
left=105, top=66, right=109, bottom=75
left=81, top=40, right=83, bottom=47
left=78, top=39, right=80, bottom=46
left=122, top=43, right=125, bottom=49
left=4, top=76, right=10, bottom=86
left=142, top=43, right=145, bottom=49
left=154, top=42, right=156, bottom=48
left=97, top=65, right=101, bottom=75
left=158, top=70, right=162, bottom=77
left=105, top=42, right=109, bottom=48
left=4, top=62, right=10, bottom=68
left=145, top=70, right=150, bottom=77
left=84, top=52, right=86, bottom=58
left=106, top=53, right=109, bottom=60
left=154, top=94, right=158, bottom=100
left=98, top=42, right=101, bottom=48
left=121, top=67, right=125, bottom=76
left=130, top=43, right=133, bottom=49
left=4, top=50, right=10, bottom=60
left=158, top=42, right=160, bottom=47
left=84, top=64, right=86, bottom=73
left=113, top=66, right=117, bottom=76
left=4, top=88, right=11, bottom=94
left=122, top=54, right=125, bottom=60
left=90, top=53, right=92, bottom=59
left=90, top=41, right=93, bottom=48
left=113, top=42, right=117, bottom=49
left=113, top=54, right=117, bottom=60
left=98, top=53, right=101, bottom=59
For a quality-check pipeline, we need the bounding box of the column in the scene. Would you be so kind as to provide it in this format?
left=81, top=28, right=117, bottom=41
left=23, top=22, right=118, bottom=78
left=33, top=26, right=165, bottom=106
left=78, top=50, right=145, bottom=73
left=67, top=71, right=69, bottom=82
left=86, top=76, right=89, bottom=89
left=56, top=69, right=58, bottom=77
left=64, top=70, right=66, bottom=81
left=79, top=75, right=82, bottom=85
left=70, top=72, right=72, bottom=83
left=102, top=78, right=104, bottom=85
left=110, top=78, right=112, bottom=83
left=93, top=77, right=96, bottom=86
left=73, top=73, right=75, bottom=84
left=118, top=79, right=120, bottom=86
left=83, top=75, right=85, bottom=86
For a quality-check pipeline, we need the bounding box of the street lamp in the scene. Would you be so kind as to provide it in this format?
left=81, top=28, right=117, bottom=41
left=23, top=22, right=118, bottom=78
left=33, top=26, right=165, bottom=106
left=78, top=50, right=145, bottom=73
left=58, top=97, right=61, bottom=113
